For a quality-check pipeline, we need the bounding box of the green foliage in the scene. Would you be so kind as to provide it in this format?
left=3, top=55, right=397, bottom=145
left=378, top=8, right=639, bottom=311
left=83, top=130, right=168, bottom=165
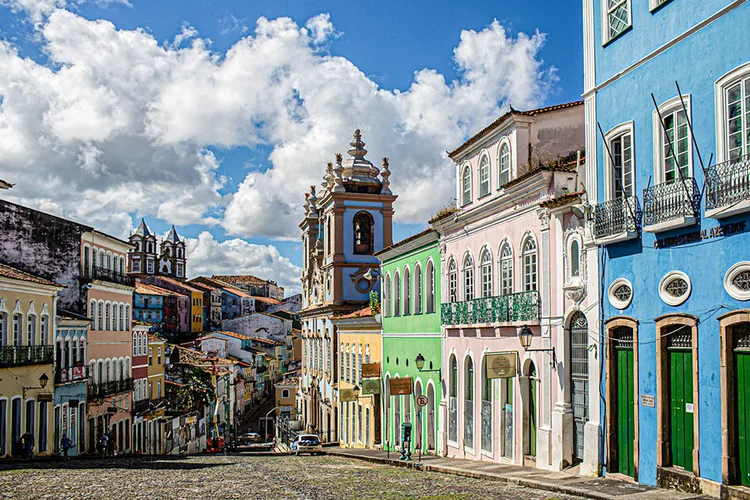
left=177, top=367, right=216, bottom=411
left=369, top=291, right=380, bottom=314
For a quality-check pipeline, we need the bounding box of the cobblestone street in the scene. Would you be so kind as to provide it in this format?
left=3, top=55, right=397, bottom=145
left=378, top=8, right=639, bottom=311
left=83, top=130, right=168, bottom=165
left=0, top=454, right=578, bottom=500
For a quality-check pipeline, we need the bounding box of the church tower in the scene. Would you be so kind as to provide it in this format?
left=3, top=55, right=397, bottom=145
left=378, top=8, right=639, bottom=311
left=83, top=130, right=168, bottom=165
left=299, top=129, right=397, bottom=439
left=128, top=218, right=158, bottom=275
left=159, top=225, right=186, bottom=280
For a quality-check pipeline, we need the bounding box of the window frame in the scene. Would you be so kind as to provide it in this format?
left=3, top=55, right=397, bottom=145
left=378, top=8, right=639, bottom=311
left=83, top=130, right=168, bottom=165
left=715, top=62, right=750, bottom=163
left=414, top=263, right=423, bottom=315
left=478, top=153, right=491, bottom=198
left=521, top=236, right=538, bottom=292
left=479, top=249, right=493, bottom=298
left=394, top=271, right=401, bottom=317
left=602, top=0, right=632, bottom=45
left=497, top=139, right=512, bottom=188
left=461, top=164, right=472, bottom=207
left=652, top=95, right=693, bottom=185
left=463, top=253, right=475, bottom=301
left=426, top=260, right=435, bottom=314
left=353, top=211, right=375, bottom=255
left=403, top=266, right=411, bottom=316
left=603, top=121, right=636, bottom=201
left=448, top=258, right=458, bottom=303
left=499, top=243, right=513, bottom=296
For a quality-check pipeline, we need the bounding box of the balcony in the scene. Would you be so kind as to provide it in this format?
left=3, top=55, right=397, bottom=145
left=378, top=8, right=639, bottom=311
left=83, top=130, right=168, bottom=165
left=88, top=377, right=134, bottom=399
left=132, top=398, right=151, bottom=414
left=706, top=155, right=750, bottom=219
left=84, top=266, right=135, bottom=287
left=0, top=346, right=54, bottom=368
left=440, top=290, right=540, bottom=327
left=643, top=178, right=700, bottom=233
left=593, top=196, right=641, bottom=244
left=55, top=364, right=87, bottom=385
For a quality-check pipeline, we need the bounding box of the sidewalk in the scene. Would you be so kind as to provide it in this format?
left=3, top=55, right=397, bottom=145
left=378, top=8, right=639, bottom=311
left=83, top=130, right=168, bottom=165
left=326, top=447, right=711, bottom=500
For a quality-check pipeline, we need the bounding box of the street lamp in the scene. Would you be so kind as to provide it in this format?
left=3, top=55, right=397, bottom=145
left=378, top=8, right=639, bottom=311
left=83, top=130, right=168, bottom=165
left=414, top=353, right=441, bottom=379
left=22, top=373, right=49, bottom=398
left=517, top=326, right=556, bottom=369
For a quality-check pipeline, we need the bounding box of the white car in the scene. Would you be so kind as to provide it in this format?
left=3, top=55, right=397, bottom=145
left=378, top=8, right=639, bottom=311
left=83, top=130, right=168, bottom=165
left=291, top=434, right=323, bottom=456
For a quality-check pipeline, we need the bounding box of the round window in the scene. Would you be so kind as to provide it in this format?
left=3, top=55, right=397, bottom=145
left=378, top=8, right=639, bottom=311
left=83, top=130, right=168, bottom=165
left=724, top=262, right=750, bottom=301
left=608, top=278, right=633, bottom=310
left=659, top=271, right=691, bottom=307
left=356, top=278, right=371, bottom=293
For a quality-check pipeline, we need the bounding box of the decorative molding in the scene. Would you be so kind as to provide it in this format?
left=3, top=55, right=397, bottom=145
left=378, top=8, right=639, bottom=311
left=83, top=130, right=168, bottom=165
left=608, top=278, right=634, bottom=310
left=724, top=262, right=750, bottom=301
left=658, top=270, right=692, bottom=306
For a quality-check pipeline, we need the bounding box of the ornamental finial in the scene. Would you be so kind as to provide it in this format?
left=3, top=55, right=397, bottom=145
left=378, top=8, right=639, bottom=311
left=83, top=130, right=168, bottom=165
left=380, top=157, right=392, bottom=195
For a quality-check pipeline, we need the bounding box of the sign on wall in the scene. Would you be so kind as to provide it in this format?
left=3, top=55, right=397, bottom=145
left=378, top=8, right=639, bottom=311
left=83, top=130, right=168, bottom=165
left=362, top=363, right=381, bottom=379
left=340, top=389, right=357, bottom=402
left=389, top=377, right=412, bottom=396
left=486, top=352, right=519, bottom=379
left=361, top=379, right=381, bottom=395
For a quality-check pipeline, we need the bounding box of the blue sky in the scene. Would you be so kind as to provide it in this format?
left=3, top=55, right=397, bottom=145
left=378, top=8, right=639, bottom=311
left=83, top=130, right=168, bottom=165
left=0, top=0, right=583, bottom=290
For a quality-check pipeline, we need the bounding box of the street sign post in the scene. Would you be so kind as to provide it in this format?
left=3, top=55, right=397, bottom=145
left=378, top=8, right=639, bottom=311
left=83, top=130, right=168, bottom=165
left=416, top=395, right=428, bottom=407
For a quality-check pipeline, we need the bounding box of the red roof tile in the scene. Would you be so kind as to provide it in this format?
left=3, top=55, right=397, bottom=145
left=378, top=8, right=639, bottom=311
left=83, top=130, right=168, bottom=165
left=0, top=263, right=65, bottom=288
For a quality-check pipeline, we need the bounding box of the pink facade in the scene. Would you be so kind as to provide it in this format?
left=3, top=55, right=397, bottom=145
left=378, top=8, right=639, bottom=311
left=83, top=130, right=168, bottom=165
left=434, top=102, right=591, bottom=471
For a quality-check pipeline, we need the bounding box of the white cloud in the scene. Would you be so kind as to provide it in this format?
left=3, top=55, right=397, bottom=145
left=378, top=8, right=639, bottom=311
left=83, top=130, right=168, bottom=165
left=0, top=0, right=129, bottom=23
left=0, top=8, right=556, bottom=249
left=186, top=232, right=301, bottom=294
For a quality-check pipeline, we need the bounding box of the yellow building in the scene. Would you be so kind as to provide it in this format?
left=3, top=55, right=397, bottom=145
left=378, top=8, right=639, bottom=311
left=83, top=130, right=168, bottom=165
left=275, top=375, right=299, bottom=419
left=147, top=334, right=166, bottom=454
left=332, top=307, right=382, bottom=449
left=0, top=263, right=64, bottom=457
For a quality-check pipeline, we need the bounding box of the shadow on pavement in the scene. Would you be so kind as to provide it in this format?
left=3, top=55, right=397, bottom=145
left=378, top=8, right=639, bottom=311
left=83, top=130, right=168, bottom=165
left=0, top=456, right=233, bottom=472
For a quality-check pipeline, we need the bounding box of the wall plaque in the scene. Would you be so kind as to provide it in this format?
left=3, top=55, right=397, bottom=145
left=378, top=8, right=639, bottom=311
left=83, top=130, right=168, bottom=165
left=340, top=389, right=357, bottom=402
left=486, top=352, right=519, bottom=379
left=641, top=394, right=655, bottom=408
left=362, top=363, right=381, bottom=379
left=389, top=377, right=412, bottom=396
left=361, top=378, right=381, bottom=395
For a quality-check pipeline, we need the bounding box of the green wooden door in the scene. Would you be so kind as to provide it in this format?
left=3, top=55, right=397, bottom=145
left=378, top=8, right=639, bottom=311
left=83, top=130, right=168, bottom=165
left=669, top=349, right=694, bottom=471
left=736, top=351, right=750, bottom=486
left=616, top=345, right=635, bottom=476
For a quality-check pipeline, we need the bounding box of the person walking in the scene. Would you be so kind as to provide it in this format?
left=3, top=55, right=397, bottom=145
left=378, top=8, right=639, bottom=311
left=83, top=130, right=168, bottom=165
left=98, top=433, right=108, bottom=458
left=19, top=432, right=34, bottom=459
left=61, top=434, right=73, bottom=459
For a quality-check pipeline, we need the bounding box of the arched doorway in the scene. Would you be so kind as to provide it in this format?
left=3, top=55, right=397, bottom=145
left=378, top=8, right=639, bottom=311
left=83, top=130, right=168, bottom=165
left=721, top=315, right=750, bottom=486
left=449, top=355, right=458, bottom=444
left=607, top=324, right=636, bottom=477
left=414, top=380, right=423, bottom=452
left=523, top=360, right=538, bottom=462
left=427, top=383, right=436, bottom=451
left=570, top=311, right=589, bottom=462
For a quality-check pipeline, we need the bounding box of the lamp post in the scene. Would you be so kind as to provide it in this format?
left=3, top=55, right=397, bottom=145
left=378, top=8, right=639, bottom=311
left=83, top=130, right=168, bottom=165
left=517, top=326, right=556, bottom=369
left=22, top=373, right=49, bottom=398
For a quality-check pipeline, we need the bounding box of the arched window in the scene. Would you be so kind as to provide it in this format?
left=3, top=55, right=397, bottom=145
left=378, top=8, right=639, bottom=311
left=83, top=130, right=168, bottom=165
left=449, top=354, right=458, bottom=443
left=394, top=272, right=401, bottom=317
left=499, top=142, right=511, bottom=186
left=570, top=240, right=581, bottom=278
left=40, top=316, right=49, bottom=345
left=522, top=237, right=538, bottom=291
left=462, top=165, right=472, bottom=206
left=12, top=314, right=21, bottom=346
left=353, top=212, right=374, bottom=255
left=0, top=312, right=6, bottom=347
left=26, top=314, right=36, bottom=346
left=415, top=264, right=423, bottom=314
left=426, top=260, right=435, bottom=313
left=464, top=356, right=474, bottom=448
left=92, top=249, right=98, bottom=269
left=104, top=304, right=110, bottom=331
left=480, top=250, right=492, bottom=298
left=448, top=259, right=457, bottom=303
left=125, top=305, right=131, bottom=330
left=403, top=267, right=411, bottom=315
left=500, top=244, right=513, bottom=295
left=384, top=273, right=391, bottom=317
left=97, top=303, right=103, bottom=331
left=89, top=300, right=96, bottom=321
left=463, top=254, right=475, bottom=301
left=119, top=304, right=124, bottom=331
left=106, top=254, right=111, bottom=270
left=132, top=334, right=137, bottom=356
left=479, top=154, right=490, bottom=197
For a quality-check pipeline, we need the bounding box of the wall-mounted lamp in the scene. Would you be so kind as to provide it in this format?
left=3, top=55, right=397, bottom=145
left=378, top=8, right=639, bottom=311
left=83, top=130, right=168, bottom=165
left=517, top=326, right=556, bottom=370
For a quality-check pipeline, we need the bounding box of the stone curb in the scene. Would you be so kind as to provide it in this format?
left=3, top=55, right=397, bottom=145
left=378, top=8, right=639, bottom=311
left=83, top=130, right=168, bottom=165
left=325, top=451, right=616, bottom=500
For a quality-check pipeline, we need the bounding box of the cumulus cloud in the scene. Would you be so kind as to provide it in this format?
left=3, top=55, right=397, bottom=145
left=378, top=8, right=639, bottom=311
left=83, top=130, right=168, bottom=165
left=186, top=232, right=301, bottom=294
left=0, top=0, right=129, bottom=23
left=0, top=8, right=556, bottom=244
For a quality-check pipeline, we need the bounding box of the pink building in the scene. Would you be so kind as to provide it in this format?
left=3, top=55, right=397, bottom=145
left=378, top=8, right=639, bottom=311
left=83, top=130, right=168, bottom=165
left=433, top=101, right=596, bottom=472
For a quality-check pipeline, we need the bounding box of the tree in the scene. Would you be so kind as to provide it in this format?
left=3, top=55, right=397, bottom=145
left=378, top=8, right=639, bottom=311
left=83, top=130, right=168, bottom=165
left=177, top=367, right=215, bottom=411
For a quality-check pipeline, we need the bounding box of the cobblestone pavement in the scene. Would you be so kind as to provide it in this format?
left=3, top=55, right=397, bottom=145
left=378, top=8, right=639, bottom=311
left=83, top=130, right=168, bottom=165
left=0, top=454, right=579, bottom=500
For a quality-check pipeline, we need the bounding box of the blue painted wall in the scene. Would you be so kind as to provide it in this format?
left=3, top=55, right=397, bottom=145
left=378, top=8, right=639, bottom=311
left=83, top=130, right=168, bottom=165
left=593, top=0, right=750, bottom=486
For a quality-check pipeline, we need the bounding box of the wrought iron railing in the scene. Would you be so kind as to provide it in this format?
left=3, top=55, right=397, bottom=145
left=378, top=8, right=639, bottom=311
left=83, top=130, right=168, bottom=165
left=84, top=266, right=135, bottom=287
left=481, top=399, right=492, bottom=453
left=0, top=346, right=54, bottom=368
left=593, top=196, right=641, bottom=239
left=706, top=155, right=750, bottom=212
left=448, top=397, right=457, bottom=443
left=54, top=364, right=86, bottom=384
left=464, top=399, right=474, bottom=449
left=440, top=290, right=540, bottom=326
left=88, top=377, right=134, bottom=399
left=643, top=178, right=700, bottom=228
left=132, top=398, right=151, bottom=414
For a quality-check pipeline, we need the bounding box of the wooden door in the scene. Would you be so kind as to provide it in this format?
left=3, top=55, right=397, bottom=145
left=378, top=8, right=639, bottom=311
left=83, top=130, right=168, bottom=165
left=669, top=347, right=694, bottom=471
left=616, top=342, right=635, bottom=476
left=736, top=338, right=750, bottom=486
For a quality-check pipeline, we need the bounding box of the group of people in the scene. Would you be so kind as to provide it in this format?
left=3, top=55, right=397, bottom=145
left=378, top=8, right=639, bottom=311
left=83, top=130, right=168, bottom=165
left=96, top=430, right=118, bottom=457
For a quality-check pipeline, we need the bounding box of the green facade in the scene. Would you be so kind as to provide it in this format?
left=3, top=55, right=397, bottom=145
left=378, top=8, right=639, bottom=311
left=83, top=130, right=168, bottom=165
left=378, top=231, right=442, bottom=454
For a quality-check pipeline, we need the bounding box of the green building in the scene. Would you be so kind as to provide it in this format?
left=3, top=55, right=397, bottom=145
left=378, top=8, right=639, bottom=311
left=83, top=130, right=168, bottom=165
left=376, top=228, right=441, bottom=454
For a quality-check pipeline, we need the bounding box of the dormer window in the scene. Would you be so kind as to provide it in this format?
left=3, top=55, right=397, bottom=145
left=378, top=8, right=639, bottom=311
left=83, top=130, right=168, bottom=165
left=353, top=211, right=374, bottom=254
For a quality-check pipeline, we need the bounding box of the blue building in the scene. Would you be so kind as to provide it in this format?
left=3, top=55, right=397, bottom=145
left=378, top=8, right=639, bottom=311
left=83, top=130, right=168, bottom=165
left=133, top=282, right=167, bottom=325
left=54, top=310, right=90, bottom=457
left=585, top=0, right=750, bottom=494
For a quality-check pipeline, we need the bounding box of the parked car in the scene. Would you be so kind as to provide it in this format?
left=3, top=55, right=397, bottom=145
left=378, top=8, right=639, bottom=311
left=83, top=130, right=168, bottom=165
left=291, top=434, right=323, bottom=456
left=237, top=432, right=261, bottom=445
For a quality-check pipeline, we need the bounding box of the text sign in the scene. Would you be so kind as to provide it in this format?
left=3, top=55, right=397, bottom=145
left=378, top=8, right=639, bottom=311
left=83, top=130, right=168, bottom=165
left=486, top=352, right=519, bottom=379
left=362, top=363, right=381, bottom=379
left=389, top=377, right=413, bottom=396
left=654, top=220, right=747, bottom=249
left=361, top=379, right=381, bottom=396
left=340, top=389, right=357, bottom=403
left=416, top=395, right=429, bottom=407
left=641, top=394, right=655, bottom=408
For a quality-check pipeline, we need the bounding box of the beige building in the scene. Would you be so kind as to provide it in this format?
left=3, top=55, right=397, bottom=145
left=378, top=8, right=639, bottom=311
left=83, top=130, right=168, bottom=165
left=0, top=263, right=63, bottom=457
left=275, top=376, right=299, bottom=419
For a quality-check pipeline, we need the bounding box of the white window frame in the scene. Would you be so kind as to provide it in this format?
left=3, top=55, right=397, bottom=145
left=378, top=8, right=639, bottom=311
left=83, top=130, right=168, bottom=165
left=715, top=62, right=750, bottom=163
left=461, top=164, right=472, bottom=207
left=403, top=266, right=411, bottom=315
left=603, top=121, right=636, bottom=201
left=608, top=278, right=634, bottom=310
left=649, top=0, right=671, bottom=12
left=499, top=243, right=513, bottom=296
left=602, top=0, right=632, bottom=45
left=448, top=258, right=458, bottom=303
left=479, top=249, right=493, bottom=298
left=659, top=270, right=692, bottom=306
left=463, top=253, right=474, bottom=301
left=652, top=95, right=693, bottom=185
left=724, top=262, right=750, bottom=301
left=497, top=139, right=512, bottom=188
left=478, top=153, right=491, bottom=198
left=521, top=236, right=538, bottom=292
left=414, top=263, right=423, bottom=314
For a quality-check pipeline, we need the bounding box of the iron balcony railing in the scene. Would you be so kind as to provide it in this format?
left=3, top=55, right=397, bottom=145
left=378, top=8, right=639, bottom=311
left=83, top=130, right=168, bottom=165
left=440, top=290, right=540, bottom=326
left=54, top=364, right=86, bottom=385
left=87, top=377, right=134, bottom=399
left=132, top=398, right=151, bottom=414
left=643, top=178, right=700, bottom=228
left=84, top=266, right=135, bottom=287
left=706, top=155, right=750, bottom=213
left=593, top=196, right=641, bottom=239
left=0, top=346, right=54, bottom=368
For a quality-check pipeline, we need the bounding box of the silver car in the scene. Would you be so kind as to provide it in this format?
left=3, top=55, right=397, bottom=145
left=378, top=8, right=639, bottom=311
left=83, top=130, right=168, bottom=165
left=291, top=434, right=323, bottom=456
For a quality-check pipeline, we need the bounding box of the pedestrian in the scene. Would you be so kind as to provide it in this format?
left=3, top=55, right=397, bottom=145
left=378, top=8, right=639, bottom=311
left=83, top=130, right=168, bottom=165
left=19, top=432, right=34, bottom=459
left=99, top=433, right=108, bottom=457
left=61, top=434, right=73, bottom=459
left=107, top=431, right=115, bottom=457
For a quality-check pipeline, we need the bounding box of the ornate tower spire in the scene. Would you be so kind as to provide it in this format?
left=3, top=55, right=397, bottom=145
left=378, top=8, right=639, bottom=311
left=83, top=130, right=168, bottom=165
left=323, top=162, right=335, bottom=191
left=380, top=157, right=392, bottom=195
left=341, top=129, right=382, bottom=186
left=333, top=153, right=345, bottom=193
left=307, top=186, right=318, bottom=216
